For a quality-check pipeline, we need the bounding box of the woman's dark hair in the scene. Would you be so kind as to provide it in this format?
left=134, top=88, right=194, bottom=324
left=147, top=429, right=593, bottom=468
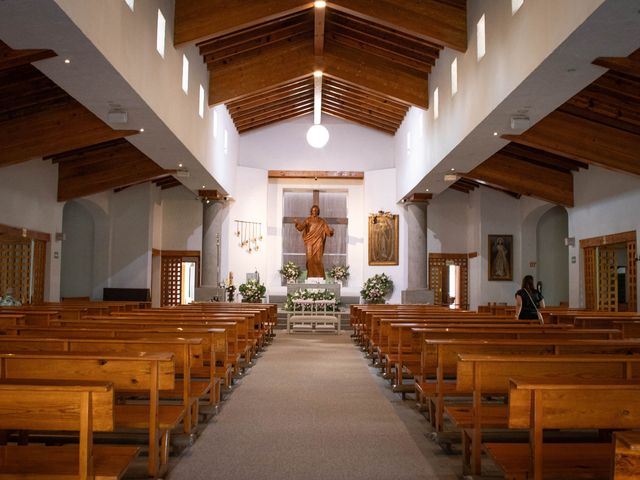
left=521, top=275, right=535, bottom=292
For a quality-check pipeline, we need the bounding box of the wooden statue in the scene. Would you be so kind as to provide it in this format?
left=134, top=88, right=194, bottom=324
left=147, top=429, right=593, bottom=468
left=295, top=205, right=334, bottom=278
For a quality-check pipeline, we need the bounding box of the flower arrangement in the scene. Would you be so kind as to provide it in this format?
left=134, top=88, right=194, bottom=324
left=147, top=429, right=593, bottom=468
left=327, top=264, right=350, bottom=282
left=360, top=273, right=393, bottom=304
left=238, top=279, right=266, bottom=303
left=279, top=261, right=301, bottom=283
left=284, top=288, right=340, bottom=311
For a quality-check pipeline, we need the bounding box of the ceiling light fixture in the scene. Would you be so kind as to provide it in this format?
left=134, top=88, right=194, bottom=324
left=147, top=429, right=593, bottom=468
left=306, top=70, right=329, bottom=148
left=64, top=59, right=71, bottom=64
left=139, top=128, right=145, bottom=132
left=314, top=1, right=326, bottom=8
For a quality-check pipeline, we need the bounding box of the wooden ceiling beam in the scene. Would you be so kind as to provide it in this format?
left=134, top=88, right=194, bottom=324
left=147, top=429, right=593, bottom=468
left=503, top=110, right=640, bottom=177
left=234, top=104, right=314, bottom=131
left=0, top=43, right=57, bottom=71
left=209, top=40, right=314, bottom=105
left=174, top=0, right=312, bottom=46
left=203, top=25, right=314, bottom=65
left=232, top=94, right=314, bottom=124
left=500, top=143, right=588, bottom=172
left=323, top=44, right=427, bottom=107
left=322, top=107, right=395, bottom=134
left=237, top=108, right=314, bottom=133
left=466, top=153, right=574, bottom=207
left=226, top=77, right=313, bottom=111
left=321, top=95, right=403, bottom=125
left=327, top=0, right=467, bottom=52
left=323, top=89, right=408, bottom=121
left=198, top=10, right=312, bottom=55
left=323, top=78, right=409, bottom=116
left=0, top=101, right=138, bottom=168
left=231, top=90, right=314, bottom=120
left=268, top=170, right=363, bottom=179
left=56, top=142, right=167, bottom=201
left=314, top=1, right=326, bottom=62
left=593, top=56, right=640, bottom=78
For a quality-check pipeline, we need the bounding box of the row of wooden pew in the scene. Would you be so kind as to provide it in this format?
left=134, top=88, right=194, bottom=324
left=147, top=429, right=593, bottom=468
left=0, top=301, right=277, bottom=479
left=350, top=304, right=640, bottom=480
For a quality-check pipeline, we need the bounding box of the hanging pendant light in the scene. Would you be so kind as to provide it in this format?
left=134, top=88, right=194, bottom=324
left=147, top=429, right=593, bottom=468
left=306, top=70, right=329, bottom=148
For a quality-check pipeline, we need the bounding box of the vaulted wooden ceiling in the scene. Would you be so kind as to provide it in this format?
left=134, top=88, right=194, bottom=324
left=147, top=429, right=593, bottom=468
left=457, top=48, right=640, bottom=207
left=174, top=0, right=468, bottom=134
left=0, top=41, right=181, bottom=201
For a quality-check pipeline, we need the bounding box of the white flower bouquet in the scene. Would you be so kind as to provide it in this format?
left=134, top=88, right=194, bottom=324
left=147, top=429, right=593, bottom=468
left=327, top=264, right=350, bottom=281
left=285, top=288, right=339, bottom=311
left=238, top=279, right=266, bottom=303
left=279, top=261, right=301, bottom=282
left=360, top=273, right=393, bottom=304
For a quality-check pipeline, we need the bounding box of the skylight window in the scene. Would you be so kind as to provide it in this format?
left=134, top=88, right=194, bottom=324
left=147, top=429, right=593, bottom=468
left=156, top=10, right=166, bottom=58
left=182, top=55, right=189, bottom=94
left=451, top=58, right=458, bottom=96
left=512, top=0, right=524, bottom=15
left=199, top=85, right=205, bottom=118
left=477, top=15, right=486, bottom=61
left=433, top=87, right=439, bottom=120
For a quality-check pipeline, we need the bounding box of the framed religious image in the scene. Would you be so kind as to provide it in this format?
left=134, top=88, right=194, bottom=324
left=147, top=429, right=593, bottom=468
left=368, top=212, right=399, bottom=265
left=488, top=234, right=513, bottom=281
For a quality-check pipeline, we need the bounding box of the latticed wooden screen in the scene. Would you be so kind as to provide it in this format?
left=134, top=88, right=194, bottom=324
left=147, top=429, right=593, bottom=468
left=428, top=253, right=469, bottom=309
left=628, top=241, right=637, bottom=311
left=161, top=256, right=182, bottom=306
left=583, top=247, right=596, bottom=310
left=31, top=240, right=46, bottom=304
left=597, top=247, right=618, bottom=312
left=0, top=240, right=31, bottom=304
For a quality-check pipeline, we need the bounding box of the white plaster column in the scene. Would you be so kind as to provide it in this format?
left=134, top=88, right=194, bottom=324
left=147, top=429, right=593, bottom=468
left=201, top=200, right=225, bottom=287
left=402, top=201, right=432, bottom=303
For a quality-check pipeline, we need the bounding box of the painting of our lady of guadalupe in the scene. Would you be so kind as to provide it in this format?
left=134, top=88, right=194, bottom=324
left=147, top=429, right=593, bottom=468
left=488, top=235, right=513, bottom=281
left=368, top=213, right=398, bottom=265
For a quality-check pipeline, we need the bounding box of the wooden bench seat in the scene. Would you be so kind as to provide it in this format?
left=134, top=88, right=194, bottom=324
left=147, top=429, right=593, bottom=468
left=613, top=431, right=640, bottom=479
left=0, top=379, right=139, bottom=480
left=485, top=378, right=640, bottom=480
left=446, top=353, right=640, bottom=475
left=0, top=351, right=176, bottom=478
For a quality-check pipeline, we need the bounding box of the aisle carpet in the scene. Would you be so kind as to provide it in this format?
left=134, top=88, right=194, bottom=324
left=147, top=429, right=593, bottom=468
left=167, top=333, right=461, bottom=480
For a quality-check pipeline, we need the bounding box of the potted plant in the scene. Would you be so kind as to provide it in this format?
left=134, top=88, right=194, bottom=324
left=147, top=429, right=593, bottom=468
left=360, top=273, right=393, bottom=304
left=327, top=264, right=350, bottom=285
left=238, top=279, right=266, bottom=303
left=279, top=261, right=302, bottom=284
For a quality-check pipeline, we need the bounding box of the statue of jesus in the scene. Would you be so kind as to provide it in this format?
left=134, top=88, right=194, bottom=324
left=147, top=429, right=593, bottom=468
left=294, top=205, right=334, bottom=278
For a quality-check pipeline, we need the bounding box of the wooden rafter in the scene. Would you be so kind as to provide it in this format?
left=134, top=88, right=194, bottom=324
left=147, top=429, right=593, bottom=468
left=174, top=0, right=312, bottom=46
left=0, top=40, right=56, bottom=71
left=465, top=153, right=574, bottom=207
left=268, top=170, right=363, bottom=179
left=54, top=139, right=168, bottom=201
left=314, top=2, right=326, bottom=62
left=503, top=110, right=640, bottom=177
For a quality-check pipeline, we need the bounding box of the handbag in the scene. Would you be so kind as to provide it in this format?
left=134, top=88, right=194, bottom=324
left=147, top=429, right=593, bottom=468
left=524, top=289, right=544, bottom=325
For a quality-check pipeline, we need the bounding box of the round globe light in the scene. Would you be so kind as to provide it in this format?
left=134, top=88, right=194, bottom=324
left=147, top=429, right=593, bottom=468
left=306, top=124, right=330, bottom=148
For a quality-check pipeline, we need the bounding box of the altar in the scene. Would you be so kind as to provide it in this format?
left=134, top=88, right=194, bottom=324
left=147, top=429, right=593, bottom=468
left=286, top=282, right=341, bottom=300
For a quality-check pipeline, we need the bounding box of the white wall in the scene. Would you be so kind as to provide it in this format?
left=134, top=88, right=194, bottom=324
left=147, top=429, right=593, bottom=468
left=0, top=160, right=63, bottom=301
left=60, top=201, right=94, bottom=298
left=537, top=206, right=569, bottom=306
left=224, top=167, right=268, bottom=292
left=568, top=166, right=640, bottom=307
left=427, top=189, right=471, bottom=253
left=364, top=169, right=406, bottom=303
left=161, top=187, right=203, bottom=251
left=109, top=184, right=154, bottom=289
left=239, top=115, right=394, bottom=172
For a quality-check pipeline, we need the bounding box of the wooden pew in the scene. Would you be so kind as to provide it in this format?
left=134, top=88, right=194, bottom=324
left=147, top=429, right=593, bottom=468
left=484, top=379, right=640, bottom=480
left=449, top=353, right=640, bottom=475
left=613, top=431, right=640, bottom=480
left=0, top=379, right=140, bottom=480
left=420, top=338, right=640, bottom=432
left=0, top=351, right=177, bottom=478
left=0, top=334, right=210, bottom=432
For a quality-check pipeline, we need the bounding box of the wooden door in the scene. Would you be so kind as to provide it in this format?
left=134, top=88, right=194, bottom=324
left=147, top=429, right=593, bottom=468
left=161, top=256, right=182, bottom=307
left=628, top=240, right=637, bottom=311
left=597, top=246, right=618, bottom=312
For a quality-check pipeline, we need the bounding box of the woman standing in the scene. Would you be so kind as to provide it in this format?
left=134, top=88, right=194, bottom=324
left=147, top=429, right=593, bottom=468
left=515, top=275, right=545, bottom=320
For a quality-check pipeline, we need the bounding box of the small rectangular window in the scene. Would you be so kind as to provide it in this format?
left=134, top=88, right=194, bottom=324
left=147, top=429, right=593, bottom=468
left=477, top=15, right=486, bottom=61
left=407, top=131, right=412, bottom=155
left=512, top=0, right=524, bottom=15
left=124, top=0, right=134, bottom=11
left=156, top=10, right=166, bottom=58
left=451, top=58, right=458, bottom=96
left=213, top=110, right=218, bottom=139
left=433, top=87, right=439, bottom=120
left=182, top=55, right=189, bottom=94
left=199, top=85, right=205, bottom=118
left=224, top=129, right=229, bottom=154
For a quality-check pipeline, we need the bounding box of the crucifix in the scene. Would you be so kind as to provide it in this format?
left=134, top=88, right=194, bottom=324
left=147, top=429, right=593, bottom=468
left=282, top=190, right=348, bottom=228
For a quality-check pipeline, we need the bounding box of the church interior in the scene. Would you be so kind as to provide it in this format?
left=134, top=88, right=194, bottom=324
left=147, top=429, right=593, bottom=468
left=1, top=0, right=640, bottom=479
